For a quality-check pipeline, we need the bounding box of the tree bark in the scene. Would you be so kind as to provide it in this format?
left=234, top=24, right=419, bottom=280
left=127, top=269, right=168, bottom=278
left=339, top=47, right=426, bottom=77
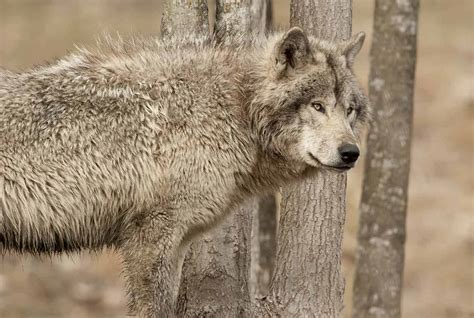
left=247, top=0, right=276, bottom=299
left=352, top=1, right=419, bottom=318
left=161, top=0, right=209, bottom=38
left=251, top=193, right=278, bottom=297
left=290, top=0, right=352, bottom=41
left=267, top=1, right=353, bottom=317
left=214, top=0, right=251, bottom=43
left=175, top=1, right=256, bottom=316
left=251, top=0, right=272, bottom=35
left=176, top=202, right=255, bottom=317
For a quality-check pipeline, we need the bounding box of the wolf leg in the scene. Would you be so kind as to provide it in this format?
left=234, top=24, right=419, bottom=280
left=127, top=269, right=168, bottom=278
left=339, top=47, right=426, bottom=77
left=121, top=211, right=183, bottom=318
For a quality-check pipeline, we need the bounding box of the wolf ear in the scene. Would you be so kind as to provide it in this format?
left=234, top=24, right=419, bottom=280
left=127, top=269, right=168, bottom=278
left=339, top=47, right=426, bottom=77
left=342, top=32, right=365, bottom=67
left=274, top=27, right=313, bottom=77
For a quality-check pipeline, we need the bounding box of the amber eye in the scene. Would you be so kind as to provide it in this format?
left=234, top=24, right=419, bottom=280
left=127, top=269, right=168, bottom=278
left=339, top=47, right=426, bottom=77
left=347, top=106, right=354, bottom=116
left=312, top=102, right=325, bottom=113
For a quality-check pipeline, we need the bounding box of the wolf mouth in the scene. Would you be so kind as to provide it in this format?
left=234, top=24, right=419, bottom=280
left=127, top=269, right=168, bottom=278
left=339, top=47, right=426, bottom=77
left=308, top=152, right=352, bottom=172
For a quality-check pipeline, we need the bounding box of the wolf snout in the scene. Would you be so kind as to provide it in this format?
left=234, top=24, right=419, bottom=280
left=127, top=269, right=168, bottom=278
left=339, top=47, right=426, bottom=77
left=338, top=143, right=360, bottom=165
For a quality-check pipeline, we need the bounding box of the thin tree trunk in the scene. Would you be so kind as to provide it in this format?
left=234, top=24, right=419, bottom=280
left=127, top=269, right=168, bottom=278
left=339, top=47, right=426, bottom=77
left=251, top=0, right=272, bottom=35
left=352, top=1, right=419, bottom=318
left=248, top=0, right=276, bottom=299
left=252, top=193, right=278, bottom=297
left=214, top=0, right=251, bottom=43
left=161, top=0, right=209, bottom=37
left=267, top=1, right=353, bottom=317
left=175, top=1, right=255, bottom=316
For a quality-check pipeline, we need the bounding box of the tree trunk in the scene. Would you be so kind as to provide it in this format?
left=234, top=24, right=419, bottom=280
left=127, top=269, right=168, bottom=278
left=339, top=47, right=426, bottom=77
left=247, top=0, right=276, bottom=299
left=214, top=0, right=251, bottom=43
left=175, top=1, right=256, bottom=316
left=251, top=0, right=272, bottom=35
left=251, top=193, right=278, bottom=297
left=176, top=202, right=255, bottom=317
left=267, top=1, right=353, bottom=317
left=352, top=1, right=419, bottom=318
left=161, top=0, right=209, bottom=37
left=290, top=0, right=352, bottom=41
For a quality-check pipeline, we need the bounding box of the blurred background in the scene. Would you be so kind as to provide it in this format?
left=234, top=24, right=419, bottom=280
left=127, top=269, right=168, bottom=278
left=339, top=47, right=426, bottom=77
left=0, top=0, right=472, bottom=317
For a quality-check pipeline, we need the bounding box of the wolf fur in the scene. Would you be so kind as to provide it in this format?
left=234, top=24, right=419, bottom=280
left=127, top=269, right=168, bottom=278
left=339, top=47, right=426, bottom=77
left=0, top=28, right=369, bottom=316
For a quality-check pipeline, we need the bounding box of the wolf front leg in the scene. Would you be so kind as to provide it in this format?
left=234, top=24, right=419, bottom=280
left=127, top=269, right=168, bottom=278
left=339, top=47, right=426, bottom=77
left=121, top=211, right=184, bottom=317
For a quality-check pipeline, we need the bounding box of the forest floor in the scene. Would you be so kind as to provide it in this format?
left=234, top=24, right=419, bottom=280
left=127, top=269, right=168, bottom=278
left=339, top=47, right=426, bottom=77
left=0, top=0, right=472, bottom=317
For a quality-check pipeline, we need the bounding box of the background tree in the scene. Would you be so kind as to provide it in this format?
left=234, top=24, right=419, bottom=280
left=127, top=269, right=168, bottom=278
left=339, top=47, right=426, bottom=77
left=261, top=1, right=354, bottom=317
left=161, top=0, right=209, bottom=37
left=352, top=1, right=419, bottom=318
left=248, top=0, right=277, bottom=298
left=251, top=0, right=272, bottom=35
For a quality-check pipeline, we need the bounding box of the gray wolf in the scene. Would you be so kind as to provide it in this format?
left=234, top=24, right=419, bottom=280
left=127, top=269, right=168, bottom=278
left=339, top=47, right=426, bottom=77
left=0, top=27, right=369, bottom=316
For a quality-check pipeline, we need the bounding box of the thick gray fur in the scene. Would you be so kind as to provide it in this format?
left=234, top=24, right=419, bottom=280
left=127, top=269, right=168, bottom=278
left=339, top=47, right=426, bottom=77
left=0, top=28, right=369, bottom=317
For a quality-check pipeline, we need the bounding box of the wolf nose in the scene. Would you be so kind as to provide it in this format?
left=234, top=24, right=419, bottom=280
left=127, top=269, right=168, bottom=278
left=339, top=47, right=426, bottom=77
left=338, top=144, right=360, bottom=164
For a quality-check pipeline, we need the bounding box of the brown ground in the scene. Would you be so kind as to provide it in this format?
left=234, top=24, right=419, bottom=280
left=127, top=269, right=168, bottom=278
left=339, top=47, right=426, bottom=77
left=0, top=1, right=472, bottom=317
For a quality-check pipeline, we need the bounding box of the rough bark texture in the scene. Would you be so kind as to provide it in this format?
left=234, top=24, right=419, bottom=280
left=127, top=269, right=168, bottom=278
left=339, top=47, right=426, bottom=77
left=161, top=0, right=209, bottom=37
left=176, top=203, right=255, bottom=317
left=352, top=1, right=419, bottom=318
left=290, top=0, right=352, bottom=41
left=272, top=172, right=348, bottom=317
left=175, top=1, right=255, bottom=316
left=268, top=1, right=353, bottom=317
left=248, top=0, right=276, bottom=299
left=215, top=0, right=251, bottom=43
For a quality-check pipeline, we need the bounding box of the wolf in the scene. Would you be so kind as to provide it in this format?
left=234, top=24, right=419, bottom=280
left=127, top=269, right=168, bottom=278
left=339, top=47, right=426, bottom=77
left=0, top=27, right=369, bottom=317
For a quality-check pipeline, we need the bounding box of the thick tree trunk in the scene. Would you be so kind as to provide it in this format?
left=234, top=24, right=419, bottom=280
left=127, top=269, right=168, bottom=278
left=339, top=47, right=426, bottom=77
left=176, top=203, right=255, bottom=317
left=161, top=0, right=209, bottom=37
left=271, top=172, right=348, bottom=317
left=352, top=1, right=419, bottom=318
left=175, top=1, right=256, bottom=316
left=267, top=1, right=353, bottom=317
left=290, top=0, right=352, bottom=41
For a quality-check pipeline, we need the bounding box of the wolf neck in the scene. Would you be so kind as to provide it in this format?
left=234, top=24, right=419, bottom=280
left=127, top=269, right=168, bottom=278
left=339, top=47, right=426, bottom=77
left=226, top=49, right=309, bottom=195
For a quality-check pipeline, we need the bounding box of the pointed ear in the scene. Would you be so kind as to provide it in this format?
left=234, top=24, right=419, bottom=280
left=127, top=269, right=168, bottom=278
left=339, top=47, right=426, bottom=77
left=274, top=27, right=313, bottom=77
left=342, top=32, right=365, bottom=67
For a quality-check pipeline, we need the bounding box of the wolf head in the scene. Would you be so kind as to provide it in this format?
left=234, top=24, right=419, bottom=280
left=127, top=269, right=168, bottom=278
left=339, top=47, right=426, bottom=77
left=250, top=27, right=370, bottom=172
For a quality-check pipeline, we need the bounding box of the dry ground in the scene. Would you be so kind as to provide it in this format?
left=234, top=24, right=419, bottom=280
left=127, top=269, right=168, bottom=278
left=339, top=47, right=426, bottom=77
left=0, top=0, right=472, bottom=317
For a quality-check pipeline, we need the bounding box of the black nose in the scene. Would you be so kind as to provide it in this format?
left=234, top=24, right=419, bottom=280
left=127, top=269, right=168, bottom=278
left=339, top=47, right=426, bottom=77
left=338, top=143, right=360, bottom=164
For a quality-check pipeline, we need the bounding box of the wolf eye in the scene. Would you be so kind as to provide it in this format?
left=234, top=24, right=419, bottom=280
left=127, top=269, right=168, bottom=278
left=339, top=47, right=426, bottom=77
left=311, top=102, right=325, bottom=113
left=347, top=107, right=354, bottom=116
